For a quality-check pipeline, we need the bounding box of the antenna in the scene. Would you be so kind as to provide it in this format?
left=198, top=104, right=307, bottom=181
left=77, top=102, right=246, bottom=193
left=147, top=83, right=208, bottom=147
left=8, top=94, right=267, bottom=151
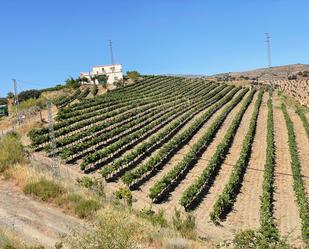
left=109, top=40, right=115, bottom=65
left=12, top=79, right=21, bottom=128
left=265, top=33, right=272, bottom=68
left=265, top=33, right=273, bottom=91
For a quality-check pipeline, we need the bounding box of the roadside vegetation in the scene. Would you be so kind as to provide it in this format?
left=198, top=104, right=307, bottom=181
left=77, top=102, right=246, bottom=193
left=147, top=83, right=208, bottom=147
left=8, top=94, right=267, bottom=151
left=0, top=132, right=25, bottom=173
left=0, top=132, right=209, bottom=249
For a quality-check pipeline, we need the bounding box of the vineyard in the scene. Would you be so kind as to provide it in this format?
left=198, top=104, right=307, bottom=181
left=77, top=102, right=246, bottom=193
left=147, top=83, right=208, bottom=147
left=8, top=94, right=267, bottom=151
left=28, top=76, right=309, bottom=246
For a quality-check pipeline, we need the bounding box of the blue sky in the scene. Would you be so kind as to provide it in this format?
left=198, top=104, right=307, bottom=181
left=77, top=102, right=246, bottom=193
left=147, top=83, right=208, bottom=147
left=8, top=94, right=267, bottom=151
left=1, top=0, right=308, bottom=96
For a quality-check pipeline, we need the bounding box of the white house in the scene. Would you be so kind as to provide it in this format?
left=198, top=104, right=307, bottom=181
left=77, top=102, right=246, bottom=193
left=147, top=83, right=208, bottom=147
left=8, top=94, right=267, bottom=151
left=80, top=64, right=123, bottom=85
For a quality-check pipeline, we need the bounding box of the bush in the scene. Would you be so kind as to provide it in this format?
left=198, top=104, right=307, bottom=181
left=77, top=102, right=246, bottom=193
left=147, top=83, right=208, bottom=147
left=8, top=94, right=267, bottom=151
left=114, top=187, right=133, bottom=207
left=65, top=77, right=80, bottom=89
left=92, top=84, right=98, bottom=96
left=233, top=229, right=288, bottom=249
left=18, top=89, right=41, bottom=102
left=67, top=193, right=100, bottom=218
left=23, top=178, right=65, bottom=201
left=74, top=199, right=100, bottom=218
left=76, top=176, right=105, bottom=198
left=126, top=71, right=140, bottom=81
left=0, top=97, right=7, bottom=105
left=139, top=207, right=168, bottom=228
left=172, top=209, right=196, bottom=239
left=0, top=132, right=24, bottom=172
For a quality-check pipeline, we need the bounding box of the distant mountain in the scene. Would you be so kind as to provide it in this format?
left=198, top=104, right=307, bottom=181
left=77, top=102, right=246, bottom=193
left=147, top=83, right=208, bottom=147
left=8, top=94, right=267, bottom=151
left=211, top=64, right=309, bottom=79
left=164, top=64, right=309, bottom=80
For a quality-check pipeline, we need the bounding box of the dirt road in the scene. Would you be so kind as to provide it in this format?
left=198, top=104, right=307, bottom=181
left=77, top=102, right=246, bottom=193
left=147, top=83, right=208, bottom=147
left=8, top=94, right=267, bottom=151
left=0, top=180, right=87, bottom=248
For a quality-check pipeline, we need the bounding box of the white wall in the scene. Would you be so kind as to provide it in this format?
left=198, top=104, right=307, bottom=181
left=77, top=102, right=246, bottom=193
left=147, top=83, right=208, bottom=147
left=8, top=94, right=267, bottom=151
left=80, top=64, right=123, bottom=85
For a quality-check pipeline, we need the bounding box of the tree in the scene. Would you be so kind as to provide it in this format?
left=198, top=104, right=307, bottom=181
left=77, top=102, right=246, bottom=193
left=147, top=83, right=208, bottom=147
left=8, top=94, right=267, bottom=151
left=126, top=71, right=140, bottom=81
left=0, top=98, right=7, bottom=105
left=65, top=77, right=80, bottom=89
left=91, top=75, right=108, bottom=87
left=7, top=92, right=14, bottom=99
left=97, top=75, right=108, bottom=85
left=18, top=89, right=41, bottom=102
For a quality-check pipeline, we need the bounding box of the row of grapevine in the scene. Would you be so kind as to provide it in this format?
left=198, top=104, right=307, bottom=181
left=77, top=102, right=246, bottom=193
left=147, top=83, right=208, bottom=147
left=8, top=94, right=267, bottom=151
left=179, top=90, right=256, bottom=210
left=29, top=78, right=211, bottom=147
left=77, top=88, right=90, bottom=100
left=101, top=86, right=234, bottom=180
left=281, top=103, right=309, bottom=244
left=64, top=104, right=184, bottom=162
left=55, top=102, right=176, bottom=151
left=53, top=79, right=207, bottom=132
left=259, top=97, right=279, bottom=242
left=57, top=76, right=183, bottom=117
left=57, top=76, right=166, bottom=114
left=59, top=84, right=225, bottom=162
left=296, top=108, right=309, bottom=139
left=209, top=90, right=263, bottom=223
left=148, top=89, right=251, bottom=202
left=53, top=88, right=81, bottom=108
left=30, top=77, right=186, bottom=141
left=121, top=87, right=240, bottom=189
left=79, top=85, right=232, bottom=171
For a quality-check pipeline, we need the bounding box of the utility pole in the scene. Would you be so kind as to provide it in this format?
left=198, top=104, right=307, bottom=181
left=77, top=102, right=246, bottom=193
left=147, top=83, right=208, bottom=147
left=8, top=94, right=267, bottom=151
left=47, top=101, right=60, bottom=178
left=12, top=79, right=21, bottom=128
left=109, top=40, right=115, bottom=65
left=265, top=33, right=273, bottom=91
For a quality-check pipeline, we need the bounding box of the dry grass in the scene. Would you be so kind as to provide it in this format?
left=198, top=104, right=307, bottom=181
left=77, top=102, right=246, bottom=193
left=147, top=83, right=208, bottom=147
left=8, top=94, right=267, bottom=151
left=64, top=204, right=212, bottom=249
left=0, top=133, right=26, bottom=173
left=2, top=163, right=213, bottom=248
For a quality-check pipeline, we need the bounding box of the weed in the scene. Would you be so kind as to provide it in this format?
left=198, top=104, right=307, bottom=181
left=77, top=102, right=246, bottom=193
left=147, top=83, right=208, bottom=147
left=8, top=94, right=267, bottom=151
left=23, top=178, right=65, bottom=201
left=139, top=207, right=168, bottom=228
left=0, top=132, right=25, bottom=172
left=172, top=209, right=196, bottom=239
left=74, top=198, right=100, bottom=218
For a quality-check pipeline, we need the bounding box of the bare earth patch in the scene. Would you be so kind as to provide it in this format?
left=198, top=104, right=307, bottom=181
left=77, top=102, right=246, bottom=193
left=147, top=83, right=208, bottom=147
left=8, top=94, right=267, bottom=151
left=0, top=180, right=87, bottom=248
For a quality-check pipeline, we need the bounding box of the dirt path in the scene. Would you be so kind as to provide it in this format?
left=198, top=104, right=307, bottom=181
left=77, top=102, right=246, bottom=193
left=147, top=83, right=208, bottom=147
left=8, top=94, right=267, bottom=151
left=133, top=91, right=244, bottom=211
left=273, top=98, right=303, bottom=246
left=289, top=109, right=309, bottom=195
left=158, top=91, right=251, bottom=214
left=226, top=93, right=268, bottom=229
left=191, top=92, right=258, bottom=240
left=0, top=181, right=88, bottom=248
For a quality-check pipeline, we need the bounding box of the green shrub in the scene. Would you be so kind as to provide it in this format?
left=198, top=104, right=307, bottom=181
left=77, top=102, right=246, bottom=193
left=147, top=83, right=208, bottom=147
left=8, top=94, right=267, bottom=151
left=74, top=199, right=100, bottom=218
left=114, top=187, right=133, bottom=207
left=23, top=178, right=65, bottom=201
left=234, top=229, right=289, bottom=249
left=67, top=193, right=100, bottom=218
left=172, top=209, right=196, bottom=239
left=65, top=209, right=138, bottom=249
left=76, top=177, right=106, bottom=198
left=0, top=132, right=24, bottom=172
left=139, top=207, right=168, bottom=228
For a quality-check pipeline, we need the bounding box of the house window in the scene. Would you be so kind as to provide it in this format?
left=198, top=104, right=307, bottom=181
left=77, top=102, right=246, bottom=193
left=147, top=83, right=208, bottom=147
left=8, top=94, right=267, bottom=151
left=114, top=76, right=118, bottom=80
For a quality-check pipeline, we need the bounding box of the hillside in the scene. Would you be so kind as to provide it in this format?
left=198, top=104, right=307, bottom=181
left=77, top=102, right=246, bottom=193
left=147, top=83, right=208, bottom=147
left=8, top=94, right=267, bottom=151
left=23, top=75, right=309, bottom=247
left=206, top=64, right=309, bottom=108
left=211, top=63, right=309, bottom=79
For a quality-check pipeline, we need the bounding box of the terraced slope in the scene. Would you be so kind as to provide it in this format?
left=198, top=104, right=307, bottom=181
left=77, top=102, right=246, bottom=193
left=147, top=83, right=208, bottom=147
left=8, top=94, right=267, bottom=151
left=28, top=76, right=309, bottom=246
